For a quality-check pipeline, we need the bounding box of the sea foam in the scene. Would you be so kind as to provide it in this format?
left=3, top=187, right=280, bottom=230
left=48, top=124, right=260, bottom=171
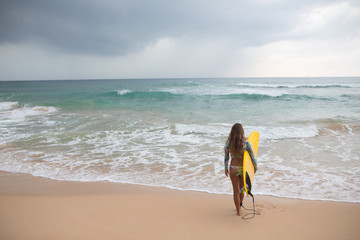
left=0, top=101, right=19, bottom=111
left=116, top=89, right=131, bottom=95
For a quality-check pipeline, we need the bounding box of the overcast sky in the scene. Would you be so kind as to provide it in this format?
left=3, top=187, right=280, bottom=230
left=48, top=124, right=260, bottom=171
left=0, top=0, right=359, bottom=80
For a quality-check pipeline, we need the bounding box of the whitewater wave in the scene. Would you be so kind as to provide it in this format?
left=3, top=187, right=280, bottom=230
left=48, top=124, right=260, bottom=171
left=111, top=89, right=336, bottom=102
left=1, top=121, right=356, bottom=202
left=113, top=88, right=286, bottom=98
left=173, top=123, right=319, bottom=140
left=236, top=83, right=359, bottom=89
left=0, top=102, right=58, bottom=124
left=158, top=86, right=286, bottom=97
left=116, top=89, right=131, bottom=95
left=0, top=101, right=20, bottom=111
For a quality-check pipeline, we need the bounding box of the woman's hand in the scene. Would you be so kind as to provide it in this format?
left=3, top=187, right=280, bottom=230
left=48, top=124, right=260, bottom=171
left=225, top=169, right=229, bottom=177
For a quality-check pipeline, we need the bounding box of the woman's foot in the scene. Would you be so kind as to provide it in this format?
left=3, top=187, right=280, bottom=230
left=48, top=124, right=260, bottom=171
left=237, top=203, right=243, bottom=216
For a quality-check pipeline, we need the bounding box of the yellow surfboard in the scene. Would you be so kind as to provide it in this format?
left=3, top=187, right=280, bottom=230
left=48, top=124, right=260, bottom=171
left=243, top=131, right=259, bottom=197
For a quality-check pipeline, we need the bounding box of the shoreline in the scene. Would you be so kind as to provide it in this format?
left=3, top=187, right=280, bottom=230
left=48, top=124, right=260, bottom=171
left=1, top=170, right=358, bottom=204
left=1, top=170, right=360, bottom=240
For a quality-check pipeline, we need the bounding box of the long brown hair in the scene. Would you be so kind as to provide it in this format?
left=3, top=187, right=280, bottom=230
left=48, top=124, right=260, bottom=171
left=227, top=123, right=246, bottom=156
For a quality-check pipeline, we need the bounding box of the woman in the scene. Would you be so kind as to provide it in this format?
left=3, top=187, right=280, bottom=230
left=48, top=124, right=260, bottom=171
left=224, top=123, right=257, bottom=216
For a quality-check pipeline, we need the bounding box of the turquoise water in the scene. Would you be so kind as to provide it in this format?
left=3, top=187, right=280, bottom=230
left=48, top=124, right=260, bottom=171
left=1, top=77, right=359, bottom=202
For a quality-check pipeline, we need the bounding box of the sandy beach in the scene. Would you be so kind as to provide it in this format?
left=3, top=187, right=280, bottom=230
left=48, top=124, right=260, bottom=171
left=0, top=171, right=359, bottom=240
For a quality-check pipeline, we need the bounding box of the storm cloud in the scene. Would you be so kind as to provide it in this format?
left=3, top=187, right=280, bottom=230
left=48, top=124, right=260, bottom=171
left=0, top=0, right=359, bottom=79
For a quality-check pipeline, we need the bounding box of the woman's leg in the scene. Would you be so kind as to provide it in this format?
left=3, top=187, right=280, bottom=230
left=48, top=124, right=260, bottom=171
left=230, top=169, right=241, bottom=216
left=239, top=174, right=244, bottom=205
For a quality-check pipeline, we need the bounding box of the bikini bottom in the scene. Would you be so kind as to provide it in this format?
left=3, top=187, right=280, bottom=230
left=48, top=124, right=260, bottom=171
left=231, top=166, right=243, bottom=176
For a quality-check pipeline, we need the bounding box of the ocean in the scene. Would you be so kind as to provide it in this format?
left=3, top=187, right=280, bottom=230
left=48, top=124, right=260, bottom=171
left=0, top=77, right=359, bottom=202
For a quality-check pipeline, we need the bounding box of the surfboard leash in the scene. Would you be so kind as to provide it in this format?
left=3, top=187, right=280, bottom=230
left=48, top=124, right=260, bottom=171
left=241, top=192, right=261, bottom=219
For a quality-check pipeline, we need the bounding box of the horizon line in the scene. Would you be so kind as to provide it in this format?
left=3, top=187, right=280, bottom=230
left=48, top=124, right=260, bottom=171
left=1, top=76, right=359, bottom=82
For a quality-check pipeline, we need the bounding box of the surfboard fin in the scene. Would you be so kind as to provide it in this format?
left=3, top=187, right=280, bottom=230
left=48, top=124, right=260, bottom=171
left=245, top=172, right=252, bottom=195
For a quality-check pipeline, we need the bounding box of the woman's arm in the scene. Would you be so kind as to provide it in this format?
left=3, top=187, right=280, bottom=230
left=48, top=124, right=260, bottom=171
left=245, top=142, right=258, bottom=172
left=224, top=141, right=230, bottom=175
